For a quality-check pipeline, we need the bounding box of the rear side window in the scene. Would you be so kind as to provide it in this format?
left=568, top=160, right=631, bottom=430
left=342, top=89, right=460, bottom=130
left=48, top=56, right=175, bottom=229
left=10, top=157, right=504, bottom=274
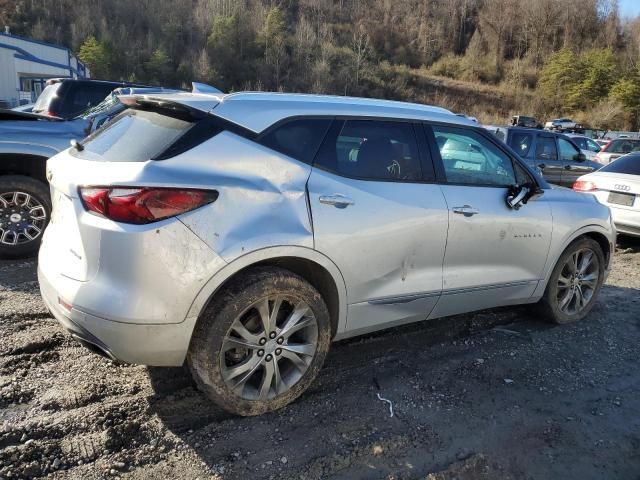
left=61, top=83, right=115, bottom=117
left=260, top=118, right=331, bottom=164
left=508, top=132, right=532, bottom=157
left=32, top=83, right=61, bottom=113
left=73, top=109, right=195, bottom=162
left=315, top=120, right=422, bottom=181
left=601, top=154, right=640, bottom=175
left=535, top=137, right=558, bottom=160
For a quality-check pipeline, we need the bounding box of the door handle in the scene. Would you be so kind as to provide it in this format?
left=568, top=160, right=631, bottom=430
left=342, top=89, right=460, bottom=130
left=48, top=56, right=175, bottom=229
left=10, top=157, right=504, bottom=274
left=452, top=205, right=479, bottom=217
left=564, top=165, right=574, bottom=170
left=319, top=194, right=355, bottom=208
left=538, top=163, right=546, bottom=169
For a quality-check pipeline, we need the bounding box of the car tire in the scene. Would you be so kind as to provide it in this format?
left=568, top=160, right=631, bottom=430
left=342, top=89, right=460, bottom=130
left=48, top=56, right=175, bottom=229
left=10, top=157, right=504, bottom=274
left=0, top=175, right=51, bottom=259
left=188, top=267, right=332, bottom=416
left=539, top=237, right=605, bottom=324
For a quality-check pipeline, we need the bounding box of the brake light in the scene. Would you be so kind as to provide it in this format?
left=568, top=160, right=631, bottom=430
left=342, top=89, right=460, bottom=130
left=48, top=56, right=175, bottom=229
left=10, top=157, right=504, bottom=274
left=573, top=180, right=597, bottom=192
left=600, top=142, right=611, bottom=152
left=79, top=187, right=218, bottom=224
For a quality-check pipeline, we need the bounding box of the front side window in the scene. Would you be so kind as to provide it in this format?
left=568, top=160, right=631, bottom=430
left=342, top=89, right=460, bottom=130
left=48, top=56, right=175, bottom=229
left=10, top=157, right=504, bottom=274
left=508, top=132, right=533, bottom=157
left=315, top=120, right=422, bottom=181
left=572, top=137, right=586, bottom=149
left=558, top=138, right=580, bottom=161
left=432, top=126, right=516, bottom=186
left=535, top=137, right=558, bottom=161
left=260, top=118, right=332, bottom=164
left=586, top=139, right=601, bottom=152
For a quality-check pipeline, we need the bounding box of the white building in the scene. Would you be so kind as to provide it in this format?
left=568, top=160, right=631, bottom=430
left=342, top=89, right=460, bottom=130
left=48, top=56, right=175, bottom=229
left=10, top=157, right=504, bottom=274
left=0, top=28, right=90, bottom=108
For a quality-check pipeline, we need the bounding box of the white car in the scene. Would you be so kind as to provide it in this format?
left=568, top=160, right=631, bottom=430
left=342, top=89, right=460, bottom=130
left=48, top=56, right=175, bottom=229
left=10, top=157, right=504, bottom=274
left=567, top=134, right=601, bottom=161
left=545, top=118, right=580, bottom=131
left=574, top=153, right=640, bottom=237
left=595, top=138, right=640, bottom=165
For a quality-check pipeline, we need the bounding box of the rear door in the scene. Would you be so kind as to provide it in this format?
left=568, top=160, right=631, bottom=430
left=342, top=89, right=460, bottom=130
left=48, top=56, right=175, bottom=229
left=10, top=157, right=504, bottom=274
left=307, top=118, right=449, bottom=335
left=426, top=124, right=552, bottom=318
left=558, top=136, right=596, bottom=187
left=534, top=134, right=563, bottom=185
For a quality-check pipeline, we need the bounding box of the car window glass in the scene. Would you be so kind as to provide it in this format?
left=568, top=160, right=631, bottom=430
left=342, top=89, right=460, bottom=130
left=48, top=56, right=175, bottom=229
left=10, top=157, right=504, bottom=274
left=64, top=84, right=114, bottom=116
left=32, top=83, right=60, bottom=113
left=572, top=137, right=586, bottom=149
left=586, top=139, right=601, bottom=152
left=558, top=138, right=579, bottom=161
left=432, top=126, right=516, bottom=186
left=316, top=120, right=421, bottom=181
left=607, top=139, right=640, bottom=154
left=535, top=137, right=558, bottom=161
left=507, top=132, right=532, bottom=157
left=601, top=154, right=640, bottom=175
left=261, top=118, right=332, bottom=164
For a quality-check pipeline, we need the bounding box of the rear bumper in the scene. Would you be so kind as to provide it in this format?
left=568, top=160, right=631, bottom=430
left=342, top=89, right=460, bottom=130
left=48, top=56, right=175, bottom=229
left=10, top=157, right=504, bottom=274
left=38, top=266, right=193, bottom=366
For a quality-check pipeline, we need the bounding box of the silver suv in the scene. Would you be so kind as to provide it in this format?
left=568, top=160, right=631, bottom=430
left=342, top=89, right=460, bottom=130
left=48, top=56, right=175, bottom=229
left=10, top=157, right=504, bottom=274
left=39, top=92, right=615, bottom=416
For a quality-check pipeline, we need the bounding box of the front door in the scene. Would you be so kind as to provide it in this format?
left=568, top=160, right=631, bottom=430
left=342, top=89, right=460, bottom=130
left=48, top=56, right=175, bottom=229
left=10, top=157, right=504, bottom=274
left=558, top=136, right=596, bottom=187
left=307, top=119, right=449, bottom=336
left=426, top=124, right=553, bottom=318
left=534, top=134, right=563, bottom=185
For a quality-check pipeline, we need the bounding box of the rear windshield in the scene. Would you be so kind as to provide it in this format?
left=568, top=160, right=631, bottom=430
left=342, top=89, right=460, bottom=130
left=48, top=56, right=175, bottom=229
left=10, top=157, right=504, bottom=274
left=600, top=154, right=640, bottom=175
left=32, top=84, right=61, bottom=113
left=73, top=109, right=194, bottom=162
left=605, top=139, right=640, bottom=154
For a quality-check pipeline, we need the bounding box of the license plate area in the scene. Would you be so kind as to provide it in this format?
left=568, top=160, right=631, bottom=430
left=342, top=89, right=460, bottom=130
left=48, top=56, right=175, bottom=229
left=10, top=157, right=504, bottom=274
left=608, top=191, right=635, bottom=206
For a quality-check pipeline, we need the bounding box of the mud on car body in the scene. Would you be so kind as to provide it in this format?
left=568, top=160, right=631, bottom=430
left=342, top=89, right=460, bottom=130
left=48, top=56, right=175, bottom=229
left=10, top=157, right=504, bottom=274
left=39, top=92, right=615, bottom=416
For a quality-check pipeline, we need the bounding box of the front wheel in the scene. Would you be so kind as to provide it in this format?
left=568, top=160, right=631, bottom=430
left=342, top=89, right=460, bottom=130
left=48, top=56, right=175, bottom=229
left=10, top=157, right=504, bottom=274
left=539, top=237, right=605, bottom=324
left=0, top=176, right=51, bottom=259
left=188, top=267, right=331, bottom=416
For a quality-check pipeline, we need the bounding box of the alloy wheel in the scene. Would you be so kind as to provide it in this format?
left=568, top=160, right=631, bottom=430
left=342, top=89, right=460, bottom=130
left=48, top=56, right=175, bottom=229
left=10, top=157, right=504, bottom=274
left=220, top=295, right=318, bottom=401
left=0, top=191, right=48, bottom=246
left=556, top=248, right=600, bottom=316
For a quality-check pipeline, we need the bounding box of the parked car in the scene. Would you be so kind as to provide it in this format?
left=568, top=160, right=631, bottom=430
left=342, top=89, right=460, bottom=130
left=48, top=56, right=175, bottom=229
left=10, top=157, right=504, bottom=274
left=32, top=78, right=151, bottom=119
left=490, top=127, right=601, bottom=187
left=595, top=138, right=640, bottom=165
left=545, top=118, right=582, bottom=131
left=566, top=134, right=601, bottom=160
left=0, top=86, right=190, bottom=258
left=574, top=153, right=640, bottom=237
left=511, top=115, right=541, bottom=128
left=595, top=139, right=611, bottom=148
left=39, top=92, right=614, bottom=416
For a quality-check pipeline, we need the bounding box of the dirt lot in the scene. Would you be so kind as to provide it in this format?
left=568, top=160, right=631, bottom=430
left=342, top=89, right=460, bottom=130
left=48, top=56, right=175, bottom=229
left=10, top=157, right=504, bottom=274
left=1, top=239, right=639, bottom=480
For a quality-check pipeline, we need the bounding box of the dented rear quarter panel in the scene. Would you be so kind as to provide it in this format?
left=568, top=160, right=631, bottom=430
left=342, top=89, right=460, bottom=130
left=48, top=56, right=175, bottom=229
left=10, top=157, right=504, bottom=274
left=175, top=131, right=314, bottom=260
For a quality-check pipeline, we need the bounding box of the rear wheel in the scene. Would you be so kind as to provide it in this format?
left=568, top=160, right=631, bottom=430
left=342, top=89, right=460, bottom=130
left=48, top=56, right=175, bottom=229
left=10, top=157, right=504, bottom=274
left=0, top=176, right=51, bottom=259
left=539, top=237, right=605, bottom=324
left=188, top=267, right=331, bottom=416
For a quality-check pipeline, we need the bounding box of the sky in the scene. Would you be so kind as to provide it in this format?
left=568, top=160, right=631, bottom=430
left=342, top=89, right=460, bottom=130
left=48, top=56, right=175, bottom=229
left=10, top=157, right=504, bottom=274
left=619, top=0, right=640, bottom=18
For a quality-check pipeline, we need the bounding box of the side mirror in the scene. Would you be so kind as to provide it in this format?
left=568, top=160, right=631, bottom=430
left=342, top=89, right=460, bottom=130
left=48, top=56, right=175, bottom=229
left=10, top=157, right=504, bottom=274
left=575, top=152, right=587, bottom=162
left=506, top=184, right=530, bottom=210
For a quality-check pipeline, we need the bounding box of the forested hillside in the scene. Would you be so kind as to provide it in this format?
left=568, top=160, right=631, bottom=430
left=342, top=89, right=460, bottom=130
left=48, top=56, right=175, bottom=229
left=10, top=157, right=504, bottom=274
left=2, top=0, right=640, bottom=127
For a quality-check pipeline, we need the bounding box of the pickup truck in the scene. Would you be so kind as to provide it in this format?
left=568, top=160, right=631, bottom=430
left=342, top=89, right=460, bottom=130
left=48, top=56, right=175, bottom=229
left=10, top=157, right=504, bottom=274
left=487, top=126, right=601, bottom=187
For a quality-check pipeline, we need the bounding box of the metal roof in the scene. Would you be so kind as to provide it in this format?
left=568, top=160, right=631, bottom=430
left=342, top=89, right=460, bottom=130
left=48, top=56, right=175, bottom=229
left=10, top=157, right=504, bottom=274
left=128, top=91, right=467, bottom=133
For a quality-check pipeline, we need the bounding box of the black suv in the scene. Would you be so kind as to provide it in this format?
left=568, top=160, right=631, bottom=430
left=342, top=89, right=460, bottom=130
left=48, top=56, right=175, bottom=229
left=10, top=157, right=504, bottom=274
left=32, top=79, right=151, bottom=119
left=511, top=115, right=542, bottom=129
left=488, top=127, right=601, bottom=187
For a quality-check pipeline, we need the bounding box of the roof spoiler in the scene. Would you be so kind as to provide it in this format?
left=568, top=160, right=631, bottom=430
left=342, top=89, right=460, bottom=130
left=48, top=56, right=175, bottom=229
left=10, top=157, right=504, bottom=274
left=191, top=82, right=223, bottom=94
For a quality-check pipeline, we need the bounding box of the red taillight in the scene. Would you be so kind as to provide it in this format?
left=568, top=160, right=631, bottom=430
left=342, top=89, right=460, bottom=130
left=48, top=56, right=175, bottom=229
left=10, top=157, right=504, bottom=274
left=573, top=180, right=597, bottom=192
left=600, top=141, right=611, bottom=152
left=79, top=187, right=218, bottom=224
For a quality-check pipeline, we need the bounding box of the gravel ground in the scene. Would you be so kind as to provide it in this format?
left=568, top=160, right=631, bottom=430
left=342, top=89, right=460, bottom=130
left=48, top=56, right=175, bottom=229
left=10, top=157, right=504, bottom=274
left=0, top=238, right=639, bottom=480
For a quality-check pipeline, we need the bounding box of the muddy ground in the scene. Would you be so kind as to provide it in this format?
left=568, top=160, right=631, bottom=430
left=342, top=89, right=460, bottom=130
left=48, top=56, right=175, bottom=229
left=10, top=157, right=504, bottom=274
left=0, top=239, right=639, bottom=480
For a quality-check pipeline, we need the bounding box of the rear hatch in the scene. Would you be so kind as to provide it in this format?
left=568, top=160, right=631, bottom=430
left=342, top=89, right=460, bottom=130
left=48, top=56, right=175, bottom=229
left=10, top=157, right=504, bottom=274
left=44, top=97, right=219, bottom=281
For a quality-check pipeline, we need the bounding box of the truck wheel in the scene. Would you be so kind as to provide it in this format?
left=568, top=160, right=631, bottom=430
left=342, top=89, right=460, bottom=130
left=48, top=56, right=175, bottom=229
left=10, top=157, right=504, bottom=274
left=188, top=267, right=332, bottom=416
left=539, top=237, right=605, bottom=324
left=0, top=176, right=51, bottom=259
